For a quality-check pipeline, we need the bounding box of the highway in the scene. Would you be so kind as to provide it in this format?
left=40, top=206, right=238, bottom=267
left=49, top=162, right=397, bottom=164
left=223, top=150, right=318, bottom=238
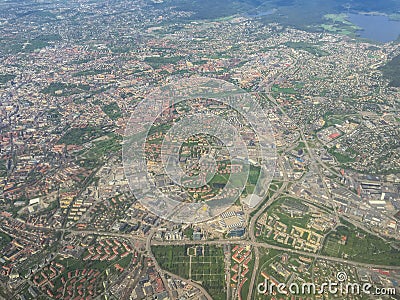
left=246, top=159, right=289, bottom=300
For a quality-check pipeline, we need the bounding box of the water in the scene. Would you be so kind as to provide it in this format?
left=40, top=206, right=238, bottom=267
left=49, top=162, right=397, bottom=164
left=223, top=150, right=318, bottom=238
left=348, top=13, right=400, bottom=43
left=246, top=8, right=277, bottom=18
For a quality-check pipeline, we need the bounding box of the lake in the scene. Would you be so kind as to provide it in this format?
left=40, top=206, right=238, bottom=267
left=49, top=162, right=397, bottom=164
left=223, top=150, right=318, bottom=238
left=348, top=13, right=400, bottom=43
left=246, top=8, right=277, bottom=18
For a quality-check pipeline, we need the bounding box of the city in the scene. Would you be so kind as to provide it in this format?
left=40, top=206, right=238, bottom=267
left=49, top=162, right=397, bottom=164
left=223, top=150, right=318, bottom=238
left=0, top=0, right=400, bottom=299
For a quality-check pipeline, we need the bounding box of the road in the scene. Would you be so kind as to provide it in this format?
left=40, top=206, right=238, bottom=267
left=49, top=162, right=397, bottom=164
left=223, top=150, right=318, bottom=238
left=225, top=244, right=231, bottom=300
left=244, top=64, right=341, bottom=298
left=247, top=159, right=289, bottom=300
left=162, top=269, right=213, bottom=300
left=151, top=239, right=400, bottom=271
left=145, top=229, right=175, bottom=300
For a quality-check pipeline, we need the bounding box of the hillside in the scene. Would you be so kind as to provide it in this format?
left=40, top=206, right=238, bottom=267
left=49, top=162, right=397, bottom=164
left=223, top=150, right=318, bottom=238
left=380, top=55, right=400, bottom=87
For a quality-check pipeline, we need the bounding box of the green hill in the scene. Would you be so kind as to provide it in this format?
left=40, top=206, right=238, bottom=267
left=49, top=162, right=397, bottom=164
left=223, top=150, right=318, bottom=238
left=380, top=55, right=400, bottom=87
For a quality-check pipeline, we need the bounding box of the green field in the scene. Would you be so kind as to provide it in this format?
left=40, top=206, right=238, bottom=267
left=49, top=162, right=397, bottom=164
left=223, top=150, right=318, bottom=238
left=102, top=102, right=122, bottom=120
left=73, top=69, right=111, bottom=77
left=144, top=56, right=184, bottom=68
left=6, top=34, right=62, bottom=54
left=41, top=82, right=90, bottom=96
left=0, top=232, right=11, bottom=252
left=81, top=134, right=122, bottom=168
left=58, top=126, right=113, bottom=145
left=322, top=114, right=346, bottom=128
left=0, top=159, right=7, bottom=177
left=320, top=14, right=361, bottom=35
left=294, top=141, right=306, bottom=151
left=327, top=147, right=356, bottom=164
left=322, top=223, right=400, bottom=265
left=271, top=84, right=297, bottom=95
left=285, top=41, right=329, bottom=57
left=152, top=245, right=226, bottom=300
left=0, top=74, right=15, bottom=84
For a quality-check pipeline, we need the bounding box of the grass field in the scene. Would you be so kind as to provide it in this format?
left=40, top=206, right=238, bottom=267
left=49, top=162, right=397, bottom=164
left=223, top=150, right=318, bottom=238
left=73, top=69, right=111, bottom=77
left=144, top=56, right=184, bottom=68
left=58, top=126, right=113, bottom=145
left=322, top=224, right=400, bottom=265
left=41, top=82, right=90, bottom=96
left=152, top=245, right=226, bottom=300
left=327, top=147, right=356, bottom=164
left=320, top=14, right=361, bottom=35
left=0, top=232, right=11, bottom=252
left=0, top=74, right=15, bottom=84
left=0, top=159, right=7, bottom=177
left=271, top=84, right=297, bottom=95
left=102, top=102, right=122, bottom=120
left=285, top=41, right=329, bottom=57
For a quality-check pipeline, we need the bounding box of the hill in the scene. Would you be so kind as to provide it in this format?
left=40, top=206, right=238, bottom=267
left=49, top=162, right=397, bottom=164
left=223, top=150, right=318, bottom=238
left=380, top=55, right=400, bottom=87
